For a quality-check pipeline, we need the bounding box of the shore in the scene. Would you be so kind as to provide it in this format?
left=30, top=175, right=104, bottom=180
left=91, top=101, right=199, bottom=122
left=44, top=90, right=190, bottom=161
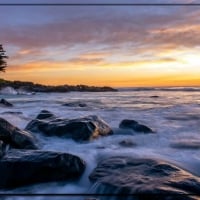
left=0, top=79, right=117, bottom=93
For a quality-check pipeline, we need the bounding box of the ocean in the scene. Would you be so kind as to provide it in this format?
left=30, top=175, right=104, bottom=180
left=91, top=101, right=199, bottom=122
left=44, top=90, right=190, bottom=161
left=0, top=87, right=200, bottom=199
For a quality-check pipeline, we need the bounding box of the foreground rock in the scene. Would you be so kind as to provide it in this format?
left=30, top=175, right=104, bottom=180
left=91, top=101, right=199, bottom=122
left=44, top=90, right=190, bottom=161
left=26, top=111, right=113, bottom=142
left=0, top=98, right=13, bottom=107
left=119, top=119, right=154, bottom=133
left=89, top=156, right=200, bottom=200
left=0, top=149, right=85, bottom=188
left=0, top=118, right=38, bottom=149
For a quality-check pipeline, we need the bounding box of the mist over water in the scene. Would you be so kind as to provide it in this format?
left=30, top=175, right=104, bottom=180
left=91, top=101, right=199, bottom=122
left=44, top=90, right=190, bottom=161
left=0, top=87, right=200, bottom=199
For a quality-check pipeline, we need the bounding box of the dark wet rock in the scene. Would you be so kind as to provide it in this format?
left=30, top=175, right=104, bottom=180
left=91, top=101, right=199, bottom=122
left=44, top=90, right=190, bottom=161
left=89, top=156, right=200, bottom=200
left=119, top=119, right=154, bottom=133
left=0, top=118, right=38, bottom=149
left=63, top=102, right=87, bottom=107
left=26, top=114, right=113, bottom=142
left=1, top=111, right=23, bottom=115
left=118, top=139, right=136, bottom=147
left=96, top=145, right=106, bottom=149
left=36, top=110, right=55, bottom=120
left=0, top=99, right=13, bottom=107
left=170, top=140, right=200, bottom=150
left=0, top=149, right=85, bottom=189
left=150, top=95, right=159, bottom=98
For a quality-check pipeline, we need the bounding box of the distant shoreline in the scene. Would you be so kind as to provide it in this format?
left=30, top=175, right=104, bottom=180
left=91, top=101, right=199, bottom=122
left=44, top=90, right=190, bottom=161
left=0, top=79, right=117, bottom=93
left=117, top=86, right=200, bottom=92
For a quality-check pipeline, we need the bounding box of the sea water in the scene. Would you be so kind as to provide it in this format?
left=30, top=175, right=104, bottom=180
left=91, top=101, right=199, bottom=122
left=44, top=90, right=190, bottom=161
left=0, top=87, right=200, bottom=199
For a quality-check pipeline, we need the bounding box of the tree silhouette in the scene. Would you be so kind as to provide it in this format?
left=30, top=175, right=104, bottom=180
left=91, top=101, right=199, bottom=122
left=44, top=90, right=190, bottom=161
left=0, top=44, right=8, bottom=72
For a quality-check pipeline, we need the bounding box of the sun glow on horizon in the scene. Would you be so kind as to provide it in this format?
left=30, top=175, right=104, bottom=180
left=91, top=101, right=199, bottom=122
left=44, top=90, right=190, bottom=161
left=3, top=56, right=200, bottom=87
left=1, top=5, right=200, bottom=87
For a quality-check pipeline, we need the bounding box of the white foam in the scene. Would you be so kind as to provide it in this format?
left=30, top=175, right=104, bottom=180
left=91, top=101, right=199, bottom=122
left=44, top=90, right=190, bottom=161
left=0, top=87, right=18, bottom=95
left=0, top=89, right=200, bottom=196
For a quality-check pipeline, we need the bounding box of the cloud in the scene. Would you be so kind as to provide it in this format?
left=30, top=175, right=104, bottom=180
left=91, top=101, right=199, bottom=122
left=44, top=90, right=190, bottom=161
left=1, top=1, right=200, bottom=88
left=1, top=4, right=199, bottom=52
left=67, top=57, right=105, bottom=66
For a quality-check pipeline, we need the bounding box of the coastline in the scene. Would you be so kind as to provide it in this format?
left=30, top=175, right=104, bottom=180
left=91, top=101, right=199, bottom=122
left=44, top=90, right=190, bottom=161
left=0, top=79, right=117, bottom=93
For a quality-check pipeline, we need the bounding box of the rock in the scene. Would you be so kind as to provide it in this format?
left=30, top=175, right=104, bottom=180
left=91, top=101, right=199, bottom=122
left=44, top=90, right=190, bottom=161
left=0, top=98, right=13, bottom=107
left=0, top=118, right=38, bottom=149
left=119, top=119, right=154, bottom=133
left=63, top=102, right=87, bottom=107
left=118, top=139, right=136, bottom=147
left=0, top=149, right=85, bottom=189
left=89, top=156, right=200, bottom=200
left=26, top=114, right=113, bottom=142
left=150, top=95, right=159, bottom=98
left=1, top=111, right=23, bottom=115
left=36, top=110, right=55, bottom=120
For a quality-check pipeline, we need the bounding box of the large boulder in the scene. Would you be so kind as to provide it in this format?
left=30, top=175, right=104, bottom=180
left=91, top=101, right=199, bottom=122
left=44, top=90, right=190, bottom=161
left=0, top=98, right=13, bottom=107
left=0, top=118, right=38, bottom=149
left=89, top=156, right=200, bottom=200
left=0, top=149, right=85, bottom=188
left=119, top=119, right=154, bottom=133
left=26, top=112, right=113, bottom=142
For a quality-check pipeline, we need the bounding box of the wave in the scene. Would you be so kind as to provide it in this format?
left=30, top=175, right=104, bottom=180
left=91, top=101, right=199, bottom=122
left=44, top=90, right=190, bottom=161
left=0, top=86, right=35, bottom=95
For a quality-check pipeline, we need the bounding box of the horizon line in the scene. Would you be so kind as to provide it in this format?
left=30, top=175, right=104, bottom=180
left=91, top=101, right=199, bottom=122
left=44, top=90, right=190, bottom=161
left=1, top=78, right=200, bottom=89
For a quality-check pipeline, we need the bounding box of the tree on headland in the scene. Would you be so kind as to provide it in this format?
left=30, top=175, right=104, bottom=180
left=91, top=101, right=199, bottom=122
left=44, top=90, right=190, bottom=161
left=0, top=44, right=8, bottom=72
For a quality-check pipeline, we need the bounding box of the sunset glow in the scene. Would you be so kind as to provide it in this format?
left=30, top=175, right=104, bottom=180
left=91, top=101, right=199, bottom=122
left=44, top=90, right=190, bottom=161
left=1, top=0, right=200, bottom=87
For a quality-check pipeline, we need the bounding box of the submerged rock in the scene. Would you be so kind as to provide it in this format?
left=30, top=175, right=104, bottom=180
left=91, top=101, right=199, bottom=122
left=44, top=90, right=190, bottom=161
left=62, top=102, right=87, bottom=107
left=0, top=149, right=85, bottom=189
left=36, top=110, right=55, bottom=120
left=1, top=111, right=23, bottom=115
left=150, top=95, right=159, bottom=98
left=26, top=113, right=113, bottom=142
left=118, top=139, right=136, bottom=147
left=119, top=119, right=154, bottom=133
left=0, top=98, right=13, bottom=107
left=0, top=118, right=38, bottom=149
left=89, top=156, right=200, bottom=200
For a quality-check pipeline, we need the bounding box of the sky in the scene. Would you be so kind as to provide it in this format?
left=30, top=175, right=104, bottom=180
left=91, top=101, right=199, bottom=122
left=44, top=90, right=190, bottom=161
left=0, top=0, right=200, bottom=87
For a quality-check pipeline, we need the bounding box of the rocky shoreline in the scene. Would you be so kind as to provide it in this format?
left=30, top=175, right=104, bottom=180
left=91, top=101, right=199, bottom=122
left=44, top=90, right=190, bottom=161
left=0, top=108, right=200, bottom=199
left=0, top=79, right=117, bottom=93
